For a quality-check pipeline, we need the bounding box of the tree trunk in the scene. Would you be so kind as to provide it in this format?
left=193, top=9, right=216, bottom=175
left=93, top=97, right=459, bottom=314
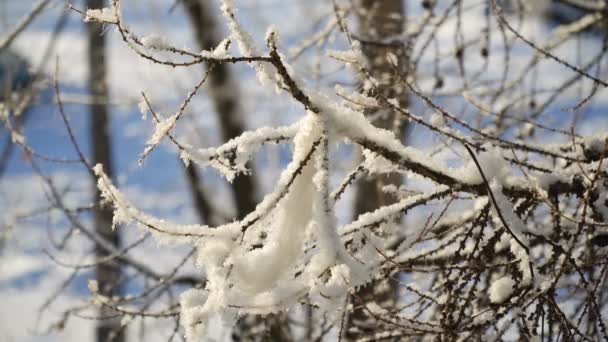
left=354, top=1, right=409, bottom=212
left=86, top=1, right=123, bottom=341
left=184, top=162, right=214, bottom=224
left=348, top=0, right=408, bottom=338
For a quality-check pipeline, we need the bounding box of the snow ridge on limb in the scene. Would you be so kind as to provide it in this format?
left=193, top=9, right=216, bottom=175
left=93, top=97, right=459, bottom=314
left=180, top=121, right=301, bottom=181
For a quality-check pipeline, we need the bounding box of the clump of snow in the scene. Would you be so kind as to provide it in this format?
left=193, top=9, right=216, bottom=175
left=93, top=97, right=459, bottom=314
left=309, top=264, right=350, bottom=312
left=230, top=140, right=315, bottom=293
left=200, top=39, right=231, bottom=59
left=518, top=122, right=535, bottom=137
left=511, top=239, right=533, bottom=285
left=180, top=289, right=210, bottom=341
left=88, top=279, right=99, bottom=293
left=84, top=6, right=117, bottom=23
left=594, top=184, right=608, bottom=221
left=386, top=52, right=399, bottom=66
left=454, top=145, right=510, bottom=185
left=489, top=180, right=527, bottom=241
left=327, top=49, right=360, bottom=64
left=362, top=149, right=398, bottom=175
left=138, top=96, right=148, bottom=119
left=387, top=98, right=400, bottom=107
left=335, top=85, right=378, bottom=108
left=141, top=35, right=170, bottom=50
left=429, top=112, right=446, bottom=127
left=583, top=133, right=608, bottom=157
left=265, top=25, right=280, bottom=46
left=489, top=276, right=515, bottom=303
left=120, top=315, right=133, bottom=327
left=11, top=131, right=25, bottom=144
left=139, top=112, right=180, bottom=164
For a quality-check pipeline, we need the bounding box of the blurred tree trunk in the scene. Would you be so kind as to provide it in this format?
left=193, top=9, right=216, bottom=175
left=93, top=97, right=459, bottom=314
left=184, top=162, right=214, bottom=224
left=182, top=1, right=291, bottom=341
left=348, top=0, right=409, bottom=338
left=86, top=0, right=123, bottom=341
left=182, top=0, right=257, bottom=220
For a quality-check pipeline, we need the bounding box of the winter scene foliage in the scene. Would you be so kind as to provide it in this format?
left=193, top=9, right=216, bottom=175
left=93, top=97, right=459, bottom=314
left=2, top=0, right=608, bottom=341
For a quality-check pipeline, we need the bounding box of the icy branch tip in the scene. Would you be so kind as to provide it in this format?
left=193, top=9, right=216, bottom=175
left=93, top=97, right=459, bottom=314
left=93, top=163, right=104, bottom=175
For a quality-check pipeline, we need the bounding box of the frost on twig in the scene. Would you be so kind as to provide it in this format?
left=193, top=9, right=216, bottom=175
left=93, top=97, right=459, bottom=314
left=83, top=5, right=118, bottom=24
left=95, top=113, right=373, bottom=340
left=140, top=35, right=170, bottom=50
left=180, top=121, right=300, bottom=181
left=139, top=112, right=179, bottom=165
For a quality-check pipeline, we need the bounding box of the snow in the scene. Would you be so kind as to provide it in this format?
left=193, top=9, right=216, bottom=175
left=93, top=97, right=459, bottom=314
left=309, top=263, right=350, bottom=312
left=489, top=179, right=527, bottom=242
left=386, top=52, right=398, bottom=66
left=200, top=38, right=232, bottom=59
left=180, top=288, right=210, bottom=341
left=141, top=34, right=170, bottom=50
left=327, top=49, right=361, bottom=64
left=4, top=0, right=608, bottom=340
left=94, top=163, right=236, bottom=243
left=138, top=95, right=149, bottom=119
left=93, top=111, right=367, bottom=334
left=335, top=84, right=379, bottom=108
left=230, top=120, right=316, bottom=293
left=362, top=148, right=399, bottom=175
left=87, top=279, right=99, bottom=293
left=489, top=276, right=515, bottom=304
left=84, top=6, right=117, bottom=23
left=220, top=0, right=277, bottom=85
left=429, top=112, right=446, bottom=127
left=139, top=112, right=180, bottom=164
left=181, top=121, right=301, bottom=181
left=594, top=184, right=608, bottom=221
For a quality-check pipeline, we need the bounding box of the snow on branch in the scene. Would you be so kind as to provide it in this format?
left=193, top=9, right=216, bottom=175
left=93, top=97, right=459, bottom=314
left=75, top=0, right=608, bottom=340
left=83, top=6, right=118, bottom=24
left=180, top=120, right=301, bottom=181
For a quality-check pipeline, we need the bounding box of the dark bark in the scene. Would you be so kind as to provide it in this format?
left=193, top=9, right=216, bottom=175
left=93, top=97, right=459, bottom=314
left=349, top=0, right=409, bottom=338
left=354, top=0, right=409, bottom=217
left=182, top=0, right=257, bottom=220
left=86, top=1, right=123, bottom=341
left=184, top=162, right=213, bottom=224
